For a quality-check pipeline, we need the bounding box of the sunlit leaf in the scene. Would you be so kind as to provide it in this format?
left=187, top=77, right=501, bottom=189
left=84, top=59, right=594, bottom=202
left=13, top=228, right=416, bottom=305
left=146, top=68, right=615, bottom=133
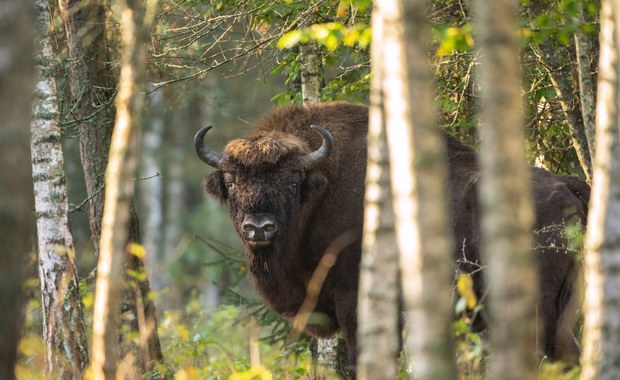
left=456, top=273, right=478, bottom=310
left=277, top=30, right=304, bottom=49
left=128, top=242, right=147, bottom=259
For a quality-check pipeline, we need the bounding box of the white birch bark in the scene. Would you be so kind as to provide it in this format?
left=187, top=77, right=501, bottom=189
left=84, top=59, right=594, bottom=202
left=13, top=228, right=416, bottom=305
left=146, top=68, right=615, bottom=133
left=474, top=0, right=538, bottom=378
left=300, top=42, right=323, bottom=104
left=356, top=6, right=400, bottom=379
left=580, top=1, right=620, bottom=378
left=381, top=0, right=458, bottom=378
left=31, top=0, right=88, bottom=377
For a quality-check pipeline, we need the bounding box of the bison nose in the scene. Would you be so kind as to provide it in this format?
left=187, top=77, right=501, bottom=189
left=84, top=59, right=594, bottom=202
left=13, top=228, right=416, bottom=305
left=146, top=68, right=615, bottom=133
left=242, top=213, right=277, bottom=243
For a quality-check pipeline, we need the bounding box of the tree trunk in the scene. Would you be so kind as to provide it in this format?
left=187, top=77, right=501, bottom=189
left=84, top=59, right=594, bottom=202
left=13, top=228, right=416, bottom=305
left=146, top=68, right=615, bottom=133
left=300, top=42, right=324, bottom=104
left=580, top=1, right=620, bottom=378
left=32, top=0, right=89, bottom=377
left=475, top=0, right=539, bottom=378
left=297, top=36, right=344, bottom=376
left=0, top=1, right=34, bottom=378
left=139, top=90, right=164, bottom=293
left=58, top=0, right=116, bottom=256
left=91, top=0, right=151, bottom=378
left=356, top=7, right=400, bottom=379
left=381, top=0, right=458, bottom=378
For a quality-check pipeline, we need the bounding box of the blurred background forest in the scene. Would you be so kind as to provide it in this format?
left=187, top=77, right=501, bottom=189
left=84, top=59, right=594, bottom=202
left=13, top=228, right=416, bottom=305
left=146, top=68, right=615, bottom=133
left=12, top=0, right=603, bottom=378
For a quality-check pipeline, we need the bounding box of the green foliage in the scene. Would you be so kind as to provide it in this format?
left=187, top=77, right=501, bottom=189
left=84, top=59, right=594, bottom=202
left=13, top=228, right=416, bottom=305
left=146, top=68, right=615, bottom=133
left=434, top=24, right=474, bottom=56
left=157, top=301, right=317, bottom=379
left=523, top=0, right=599, bottom=46
left=278, top=23, right=371, bottom=51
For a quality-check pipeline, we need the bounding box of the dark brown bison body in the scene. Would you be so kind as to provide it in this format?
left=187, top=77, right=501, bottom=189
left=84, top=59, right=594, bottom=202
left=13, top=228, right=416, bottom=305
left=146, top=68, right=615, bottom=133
left=195, top=102, right=587, bottom=372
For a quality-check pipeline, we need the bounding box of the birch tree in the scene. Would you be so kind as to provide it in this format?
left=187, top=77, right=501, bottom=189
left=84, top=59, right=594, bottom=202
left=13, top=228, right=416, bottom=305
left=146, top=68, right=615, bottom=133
left=0, top=1, right=34, bottom=378
left=474, top=0, right=538, bottom=378
left=356, top=5, right=400, bottom=379
left=300, top=42, right=324, bottom=104
left=581, top=0, right=620, bottom=378
left=32, top=0, right=88, bottom=377
left=91, top=0, right=155, bottom=377
left=380, top=0, right=457, bottom=378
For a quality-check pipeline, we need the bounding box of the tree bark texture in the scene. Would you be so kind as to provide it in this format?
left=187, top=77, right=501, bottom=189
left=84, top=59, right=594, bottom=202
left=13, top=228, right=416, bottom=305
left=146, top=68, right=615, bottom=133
left=58, top=0, right=116, bottom=256
left=356, top=7, right=400, bottom=380
left=300, top=42, right=324, bottom=104
left=581, top=1, right=620, bottom=378
left=0, top=1, right=34, bottom=378
left=475, top=0, right=539, bottom=378
left=381, top=0, right=458, bottom=378
left=91, top=1, right=153, bottom=378
left=32, top=0, right=89, bottom=377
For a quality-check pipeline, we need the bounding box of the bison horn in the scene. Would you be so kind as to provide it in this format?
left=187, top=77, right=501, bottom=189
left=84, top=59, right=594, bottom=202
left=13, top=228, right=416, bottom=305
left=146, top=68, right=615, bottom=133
left=194, top=125, right=223, bottom=168
left=304, top=125, right=334, bottom=168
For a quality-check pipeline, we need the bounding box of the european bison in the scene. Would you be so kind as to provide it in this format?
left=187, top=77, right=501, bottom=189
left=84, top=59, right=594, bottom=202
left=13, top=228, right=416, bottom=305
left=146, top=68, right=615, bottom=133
left=195, top=102, right=588, bottom=374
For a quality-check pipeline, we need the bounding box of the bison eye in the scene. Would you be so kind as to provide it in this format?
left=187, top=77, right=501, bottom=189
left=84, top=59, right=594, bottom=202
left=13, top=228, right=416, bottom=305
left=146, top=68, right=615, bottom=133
left=289, top=182, right=298, bottom=194
left=225, top=181, right=235, bottom=191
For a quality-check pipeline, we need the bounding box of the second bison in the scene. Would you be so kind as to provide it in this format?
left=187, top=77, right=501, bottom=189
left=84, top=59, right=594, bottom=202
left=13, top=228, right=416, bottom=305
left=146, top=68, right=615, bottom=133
left=194, top=101, right=587, bottom=374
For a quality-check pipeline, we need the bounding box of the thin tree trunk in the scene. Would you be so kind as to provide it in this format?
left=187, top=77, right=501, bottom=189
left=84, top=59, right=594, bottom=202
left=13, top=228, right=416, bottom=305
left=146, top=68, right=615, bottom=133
left=356, top=7, right=400, bottom=380
left=300, top=42, right=324, bottom=104
left=580, top=1, right=620, bottom=378
left=32, top=0, right=88, bottom=377
left=140, top=90, right=164, bottom=293
left=91, top=0, right=151, bottom=377
left=58, top=0, right=116, bottom=255
left=475, top=0, right=538, bottom=378
left=298, top=37, right=344, bottom=376
left=0, top=1, right=34, bottom=378
left=381, top=0, right=458, bottom=378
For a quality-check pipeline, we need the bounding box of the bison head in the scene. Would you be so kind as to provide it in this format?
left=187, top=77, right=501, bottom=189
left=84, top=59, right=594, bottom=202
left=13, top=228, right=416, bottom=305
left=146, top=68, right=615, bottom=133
left=194, top=125, right=333, bottom=251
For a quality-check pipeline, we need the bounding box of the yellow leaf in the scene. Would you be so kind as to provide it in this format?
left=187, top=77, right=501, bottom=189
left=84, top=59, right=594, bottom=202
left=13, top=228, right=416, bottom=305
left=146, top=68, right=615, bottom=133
left=128, top=243, right=146, bottom=259
left=277, top=30, right=303, bottom=49
left=176, top=324, right=190, bottom=341
left=456, top=274, right=478, bottom=310
left=175, top=366, right=198, bottom=380
left=228, top=366, right=273, bottom=380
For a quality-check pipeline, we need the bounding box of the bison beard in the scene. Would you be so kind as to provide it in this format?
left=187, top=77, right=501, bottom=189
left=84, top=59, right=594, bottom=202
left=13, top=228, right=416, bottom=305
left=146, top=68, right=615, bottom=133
left=195, top=102, right=587, bottom=377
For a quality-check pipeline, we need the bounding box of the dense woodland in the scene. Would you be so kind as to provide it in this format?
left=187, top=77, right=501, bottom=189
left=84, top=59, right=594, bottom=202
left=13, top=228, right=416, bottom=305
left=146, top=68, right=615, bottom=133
left=1, top=0, right=619, bottom=379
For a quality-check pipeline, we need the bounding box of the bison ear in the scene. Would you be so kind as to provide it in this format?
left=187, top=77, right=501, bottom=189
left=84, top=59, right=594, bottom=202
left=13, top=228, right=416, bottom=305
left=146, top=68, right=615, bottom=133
left=205, top=171, right=227, bottom=202
left=302, top=171, right=328, bottom=201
